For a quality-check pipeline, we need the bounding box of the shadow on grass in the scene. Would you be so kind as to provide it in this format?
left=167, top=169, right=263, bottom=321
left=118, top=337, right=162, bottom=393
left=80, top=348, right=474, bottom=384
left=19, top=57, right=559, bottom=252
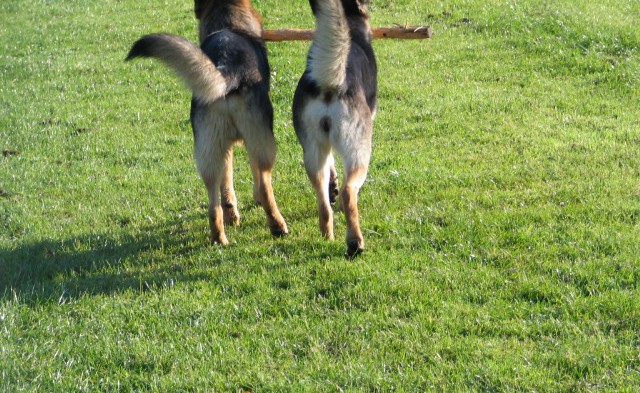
left=0, top=214, right=217, bottom=303
left=0, top=212, right=347, bottom=304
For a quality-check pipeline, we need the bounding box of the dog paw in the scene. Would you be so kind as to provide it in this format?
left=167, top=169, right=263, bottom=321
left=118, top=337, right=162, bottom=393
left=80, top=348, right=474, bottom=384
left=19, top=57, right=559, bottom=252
left=270, top=222, right=289, bottom=237
left=345, top=239, right=364, bottom=258
left=210, top=232, right=229, bottom=246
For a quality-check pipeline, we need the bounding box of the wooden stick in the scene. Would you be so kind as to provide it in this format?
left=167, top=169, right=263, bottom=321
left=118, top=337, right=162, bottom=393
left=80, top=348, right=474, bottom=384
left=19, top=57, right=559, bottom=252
left=263, top=29, right=315, bottom=42
left=372, top=25, right=432, bottom=40
left=262, top=25, right=432, bottom=42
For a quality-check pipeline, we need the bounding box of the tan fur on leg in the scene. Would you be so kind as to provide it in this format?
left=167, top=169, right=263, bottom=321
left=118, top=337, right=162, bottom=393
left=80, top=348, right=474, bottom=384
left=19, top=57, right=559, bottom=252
left=208, top=204, right=228, bottom=245
left=308, top=169, right=334, bottom=240
left=241, top=113, right=289, bottom=238
left=341, top=166, right=367, bottom=256
left=221, top=148, right=240, bottom=226
left=255, top=168, right=288, bottom=237
left=204, top=174, right=229, bottom=245
left=250, top=163, right=262, bottom=206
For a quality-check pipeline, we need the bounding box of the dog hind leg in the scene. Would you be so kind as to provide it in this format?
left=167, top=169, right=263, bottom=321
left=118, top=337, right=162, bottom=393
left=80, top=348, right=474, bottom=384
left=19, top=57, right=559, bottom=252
left=250, top=163, right=262, bottom=206
left=304, top=143, right=334, bottom=240
left=243, top=128, right=289, bottom=237
left=341, top=164, right=368, bottom=257
left=220, top=148, right=240, bottom=226
left=253, top=165, right=289, bottom=237
left=194, top=119, right=233, bottom=245
left=200, top=161, right=229, bottom=246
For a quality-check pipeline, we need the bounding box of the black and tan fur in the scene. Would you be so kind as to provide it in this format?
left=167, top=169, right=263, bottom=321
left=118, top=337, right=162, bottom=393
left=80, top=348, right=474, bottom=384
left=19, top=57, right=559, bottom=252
left=126, top=0, right=288, bottom=245
left=293, top=0, right=377, bottom=256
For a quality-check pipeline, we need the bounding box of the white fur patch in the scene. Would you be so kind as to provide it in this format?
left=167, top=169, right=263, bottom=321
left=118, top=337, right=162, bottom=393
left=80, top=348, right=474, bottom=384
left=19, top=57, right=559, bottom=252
left=300, top=96, right=372, bottom=177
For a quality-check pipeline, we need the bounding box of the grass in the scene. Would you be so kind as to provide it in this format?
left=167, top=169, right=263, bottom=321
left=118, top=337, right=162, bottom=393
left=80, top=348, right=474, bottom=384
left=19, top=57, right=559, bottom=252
left=1, top=0, right=639, bottom=390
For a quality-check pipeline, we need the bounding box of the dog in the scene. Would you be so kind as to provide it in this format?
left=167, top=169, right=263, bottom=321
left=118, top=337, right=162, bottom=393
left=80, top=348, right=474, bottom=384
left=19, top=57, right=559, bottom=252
left=126, top=0, right=288, bottom=245
left=292, top=0, right=377, bottom=256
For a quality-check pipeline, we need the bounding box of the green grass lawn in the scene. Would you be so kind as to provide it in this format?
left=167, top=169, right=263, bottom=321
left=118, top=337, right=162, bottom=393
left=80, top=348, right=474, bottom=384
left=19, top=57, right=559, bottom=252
left=1, top=0, right=639, bottom=390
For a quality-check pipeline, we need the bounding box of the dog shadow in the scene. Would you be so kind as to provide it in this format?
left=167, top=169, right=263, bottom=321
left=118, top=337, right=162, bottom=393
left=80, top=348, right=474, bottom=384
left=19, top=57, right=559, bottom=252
left=0, top=214, right=215, bottom=304
left=1, top=207, right=354, bottom=304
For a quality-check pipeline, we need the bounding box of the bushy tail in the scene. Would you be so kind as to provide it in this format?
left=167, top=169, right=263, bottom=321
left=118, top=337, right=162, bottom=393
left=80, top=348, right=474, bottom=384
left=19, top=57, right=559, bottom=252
left=126, top=33, right=228, bottom=103
left=309, top=0, right=350, bottom=89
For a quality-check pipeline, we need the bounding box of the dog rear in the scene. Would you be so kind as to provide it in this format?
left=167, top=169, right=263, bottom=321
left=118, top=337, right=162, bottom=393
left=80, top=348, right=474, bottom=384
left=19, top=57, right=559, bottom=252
left=127, top=0, right=288, bottom=245
left=292, top=0, right=377, bottom=256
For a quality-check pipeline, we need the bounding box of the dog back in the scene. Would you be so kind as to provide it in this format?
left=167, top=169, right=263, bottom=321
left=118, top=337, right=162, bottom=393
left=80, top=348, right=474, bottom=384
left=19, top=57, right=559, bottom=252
left=195, top=30, right=272, bottom=125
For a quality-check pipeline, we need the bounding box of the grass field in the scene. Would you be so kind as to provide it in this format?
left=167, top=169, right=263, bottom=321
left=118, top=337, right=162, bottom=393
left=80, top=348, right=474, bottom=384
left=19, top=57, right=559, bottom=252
left=1, top=0, right=639, bottom=390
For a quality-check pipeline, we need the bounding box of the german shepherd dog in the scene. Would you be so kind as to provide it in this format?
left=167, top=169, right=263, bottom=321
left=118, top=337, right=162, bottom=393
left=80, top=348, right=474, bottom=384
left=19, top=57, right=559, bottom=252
left=126, top=0, right=288, bottom=245
left=292, top=0, right=377, bottom=256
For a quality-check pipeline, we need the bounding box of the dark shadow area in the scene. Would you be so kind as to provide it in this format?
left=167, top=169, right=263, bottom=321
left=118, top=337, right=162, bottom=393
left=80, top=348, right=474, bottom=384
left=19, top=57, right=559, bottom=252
left=0, top=214, right=220, bottom=304
left=0, top=204, right=350, bottom=306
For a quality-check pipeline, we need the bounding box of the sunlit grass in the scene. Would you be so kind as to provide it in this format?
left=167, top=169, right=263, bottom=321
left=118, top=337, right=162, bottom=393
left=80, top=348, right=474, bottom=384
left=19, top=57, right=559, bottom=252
left=1, top=0, right=639, bottom=390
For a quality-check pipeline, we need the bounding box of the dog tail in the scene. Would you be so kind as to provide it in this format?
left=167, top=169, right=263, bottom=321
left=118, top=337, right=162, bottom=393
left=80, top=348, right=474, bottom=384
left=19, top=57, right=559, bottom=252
left=126, top=33, right=228, bottom=103
left=309, top=0, right=350, bottom=89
